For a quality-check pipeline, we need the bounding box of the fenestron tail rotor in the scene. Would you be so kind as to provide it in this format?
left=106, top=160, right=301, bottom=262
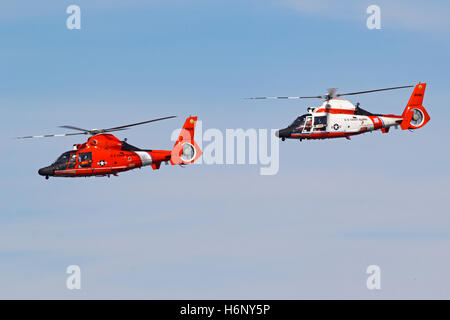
left=16, top=116, right=177, bottom=139
left=247, top=85, right=414, bottom=102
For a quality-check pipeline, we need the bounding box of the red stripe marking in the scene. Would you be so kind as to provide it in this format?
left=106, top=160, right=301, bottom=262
left=315, top=108, right=355, bottom=114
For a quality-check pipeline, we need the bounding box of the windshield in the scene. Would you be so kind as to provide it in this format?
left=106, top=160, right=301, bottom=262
left=290, top=114, right=307, bottom=128
left=53, top=151, right=72, bottom=165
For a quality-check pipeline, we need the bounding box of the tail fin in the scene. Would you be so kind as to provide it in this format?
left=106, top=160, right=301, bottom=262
left=170, top=116, right=202, bottom=165
left=400, top=83, right=430, bottom=130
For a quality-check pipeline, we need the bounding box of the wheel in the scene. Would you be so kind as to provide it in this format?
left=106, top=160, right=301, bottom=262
left=45, top=176, right=49, bottom=180
left=281, top=137, right=285, bottom=141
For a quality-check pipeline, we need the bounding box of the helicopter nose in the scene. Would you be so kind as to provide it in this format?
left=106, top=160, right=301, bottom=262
left=276, top=128, right=291, bottom=139
left=38, top=166, right=54, bottom=177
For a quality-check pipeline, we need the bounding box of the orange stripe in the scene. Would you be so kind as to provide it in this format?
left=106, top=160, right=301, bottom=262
left=315, top=108, right=355, bottom=114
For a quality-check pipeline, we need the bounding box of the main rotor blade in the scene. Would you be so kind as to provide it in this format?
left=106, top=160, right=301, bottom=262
left=102, top=128, right=129, bottom=133
left=16, top=132, right=87, bottom=139
left=58, top=125, right=90, bottom=132
left=103, top=116, right=177, bottom=131
left=247, top=85, right=414, bottom=101
left=16, top=116, right=176, bottom=140
left=246, top=95, right=323, bottom=100
left=336, top=85, right=413, bottom=97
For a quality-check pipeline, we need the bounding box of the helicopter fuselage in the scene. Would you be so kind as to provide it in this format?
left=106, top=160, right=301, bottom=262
left=36, top=116, right=201, bottom=179
left=37, top=134, right=172, bottom=178
left=276, top=86, right=429, bottom=141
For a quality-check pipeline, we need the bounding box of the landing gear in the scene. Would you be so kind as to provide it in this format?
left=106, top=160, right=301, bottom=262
left=45, top=176, right=49, bottom=180
left=281, top=137, right=285, bottom=141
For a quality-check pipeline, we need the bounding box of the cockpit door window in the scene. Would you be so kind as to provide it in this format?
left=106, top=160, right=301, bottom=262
left=303, top=116, right=313, bottom=133
left=67, top=153, right=77, bottom=169
left=78, top=152, right=92, bottom=168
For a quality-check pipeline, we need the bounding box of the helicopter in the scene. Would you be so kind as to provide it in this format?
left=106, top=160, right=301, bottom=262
left=17, top=116, right=202, bottom=179
left=248, top=83, right=430, bottom=141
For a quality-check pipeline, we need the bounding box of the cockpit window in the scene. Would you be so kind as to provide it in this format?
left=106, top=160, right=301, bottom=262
left=53, top=151, right=72, bottom=165
left=290, top=115, right=307, bottom=128
left=68, top=153, right=77, bottom=169
left=51, top=151, right=75, bottom=170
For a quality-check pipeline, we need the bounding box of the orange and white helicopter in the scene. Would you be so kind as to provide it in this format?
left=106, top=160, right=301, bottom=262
left=249, top=83, right=430, bottom=141
left=17, top=116, right=202, bottom=179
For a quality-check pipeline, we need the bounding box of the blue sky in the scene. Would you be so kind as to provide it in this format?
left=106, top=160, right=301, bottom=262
left=1, top=0, right=450, bottom=299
